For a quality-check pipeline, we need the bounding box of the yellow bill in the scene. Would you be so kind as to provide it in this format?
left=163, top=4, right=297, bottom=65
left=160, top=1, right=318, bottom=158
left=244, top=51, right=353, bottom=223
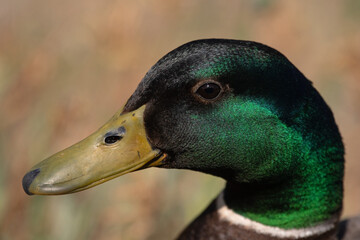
left=22, top=105, right=167, bottom=195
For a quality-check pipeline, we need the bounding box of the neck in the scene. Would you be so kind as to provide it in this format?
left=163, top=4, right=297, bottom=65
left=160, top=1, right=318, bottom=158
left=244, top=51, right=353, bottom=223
left=223, top=146, right=343, bottom=230
left=217, top=192, right=339, bottom=239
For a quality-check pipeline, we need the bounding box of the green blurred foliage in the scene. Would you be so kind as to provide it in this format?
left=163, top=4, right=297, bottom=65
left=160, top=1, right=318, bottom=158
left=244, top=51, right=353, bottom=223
left=1, top=1, right=359, bottom=239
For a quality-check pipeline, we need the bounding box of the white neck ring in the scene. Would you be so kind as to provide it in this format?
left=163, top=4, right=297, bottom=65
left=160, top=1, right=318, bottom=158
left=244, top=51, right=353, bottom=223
left=217, top=192, right=339, bottom=239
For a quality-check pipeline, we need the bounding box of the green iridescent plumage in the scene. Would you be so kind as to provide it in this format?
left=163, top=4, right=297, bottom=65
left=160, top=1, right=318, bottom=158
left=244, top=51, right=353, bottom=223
left=184, top=43, right=344, bottom=228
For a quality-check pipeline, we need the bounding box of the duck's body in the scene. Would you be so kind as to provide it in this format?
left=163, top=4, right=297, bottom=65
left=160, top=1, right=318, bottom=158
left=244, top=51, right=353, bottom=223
left=22, top=39, right=358, bottom=239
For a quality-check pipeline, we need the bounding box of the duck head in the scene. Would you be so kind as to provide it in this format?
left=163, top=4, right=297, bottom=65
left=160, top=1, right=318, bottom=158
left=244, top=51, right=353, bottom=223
left=23, top=39, right=344, bottom=228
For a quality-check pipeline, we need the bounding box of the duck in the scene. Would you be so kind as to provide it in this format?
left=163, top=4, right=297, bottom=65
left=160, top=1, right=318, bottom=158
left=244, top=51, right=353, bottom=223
left=22, top=39, right=360, bottom=240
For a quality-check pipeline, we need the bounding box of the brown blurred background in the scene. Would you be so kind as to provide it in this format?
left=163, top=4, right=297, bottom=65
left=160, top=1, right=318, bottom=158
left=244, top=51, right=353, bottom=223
left=1, top=1, right=359, bottom=239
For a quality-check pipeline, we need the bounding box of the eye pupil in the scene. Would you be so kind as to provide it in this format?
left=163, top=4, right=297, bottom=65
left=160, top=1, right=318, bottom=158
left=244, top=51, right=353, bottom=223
left=196, top=82, right=221, bottom=100
left=105, top=135, right=122, bottom=144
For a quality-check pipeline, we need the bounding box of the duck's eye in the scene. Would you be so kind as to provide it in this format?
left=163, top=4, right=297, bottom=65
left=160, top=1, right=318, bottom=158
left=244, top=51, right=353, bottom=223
left=104, top=135, right=122, bottom=144
left=196, top=82, right=222, bottom=100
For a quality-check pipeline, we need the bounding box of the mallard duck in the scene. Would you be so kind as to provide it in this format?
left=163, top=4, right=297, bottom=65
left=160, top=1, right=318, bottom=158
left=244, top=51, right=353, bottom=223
left=23, top=39, right=359, bottom=239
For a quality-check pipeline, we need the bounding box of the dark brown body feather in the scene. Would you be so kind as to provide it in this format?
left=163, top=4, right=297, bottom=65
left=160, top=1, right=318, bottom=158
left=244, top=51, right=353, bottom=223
left=337, top=216, right=360, bottom=240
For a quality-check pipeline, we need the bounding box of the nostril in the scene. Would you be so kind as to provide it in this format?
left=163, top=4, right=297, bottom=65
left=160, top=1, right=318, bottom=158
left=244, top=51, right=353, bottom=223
left=104, top=127, right=126, bottom=145
left=22, top=168, right=40, bottom=195
left=104, top=135, right=123, bottom=144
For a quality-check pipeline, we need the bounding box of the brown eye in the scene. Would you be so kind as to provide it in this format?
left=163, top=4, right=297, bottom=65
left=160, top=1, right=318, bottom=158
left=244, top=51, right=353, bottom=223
left=196, top=82, right=222, bottom=100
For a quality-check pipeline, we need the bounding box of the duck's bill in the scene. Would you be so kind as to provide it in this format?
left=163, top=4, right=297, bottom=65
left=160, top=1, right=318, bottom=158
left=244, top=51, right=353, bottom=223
left=22, top=105, right=167, bottom=195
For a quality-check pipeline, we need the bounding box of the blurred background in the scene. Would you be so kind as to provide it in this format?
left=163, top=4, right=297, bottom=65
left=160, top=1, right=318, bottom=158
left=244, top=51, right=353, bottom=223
left=1, top=0, right=359, bottom=239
